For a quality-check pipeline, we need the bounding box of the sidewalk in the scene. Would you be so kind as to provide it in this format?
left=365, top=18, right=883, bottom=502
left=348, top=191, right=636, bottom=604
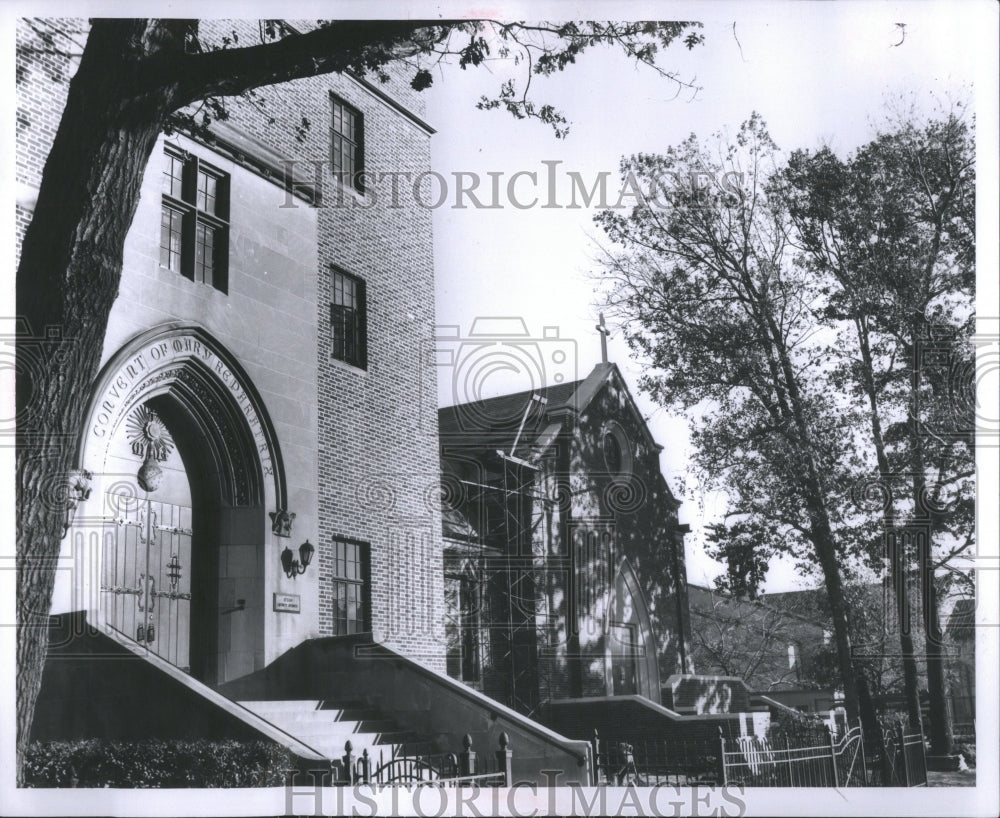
left=927, top=768, right=976, bottom=787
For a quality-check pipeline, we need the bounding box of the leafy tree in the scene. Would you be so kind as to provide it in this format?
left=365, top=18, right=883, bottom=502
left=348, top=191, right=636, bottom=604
left=14, top=17, right=704, bottom=783
left=780, top=107, right=975, bottom=752
left=596, top=108, right=975, bottom=758
left=595, top=115, right=879, bottom=735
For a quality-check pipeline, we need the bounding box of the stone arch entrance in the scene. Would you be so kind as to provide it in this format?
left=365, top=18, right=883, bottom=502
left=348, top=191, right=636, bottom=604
left=70, top=324, right=287, bottom=687
left=606, top=557, right=661, bottom=699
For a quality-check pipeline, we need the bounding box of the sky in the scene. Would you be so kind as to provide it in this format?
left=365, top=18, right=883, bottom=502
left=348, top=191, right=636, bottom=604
left=422, top=5, right=998, bottom=591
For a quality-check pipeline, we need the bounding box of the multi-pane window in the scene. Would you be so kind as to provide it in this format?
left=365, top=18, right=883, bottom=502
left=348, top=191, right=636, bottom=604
left=160, top=145, right=229, bottom=292
left=330, top=269, right=367, bottom=369
left=331, top=537, right=370, bottom=636
left=331, top=95, right=363, bottom=191
left=160, top=206, right=184, bottom=272
left=445, top=564, right=483, bottom=684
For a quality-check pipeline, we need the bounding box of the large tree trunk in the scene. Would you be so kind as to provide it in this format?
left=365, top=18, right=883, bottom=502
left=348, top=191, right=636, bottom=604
left=922, top=544, right=953, bottom=756
left=855, top=320, right=924, bottom=731
left=808, top=500, right=861, bottom=722
left=762, top=311, right=867, bottom=732
left=15, top=20, right=186, bottom=785
left=908, top=321, right=953, bottom=757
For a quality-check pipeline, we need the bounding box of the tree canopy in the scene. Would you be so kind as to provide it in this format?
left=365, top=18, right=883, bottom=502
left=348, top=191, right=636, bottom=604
left=595, top=107, right=975, bottom=743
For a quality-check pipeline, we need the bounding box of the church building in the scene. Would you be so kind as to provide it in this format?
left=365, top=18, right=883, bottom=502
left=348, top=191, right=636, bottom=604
left=440, top=357, right=694, bottom=719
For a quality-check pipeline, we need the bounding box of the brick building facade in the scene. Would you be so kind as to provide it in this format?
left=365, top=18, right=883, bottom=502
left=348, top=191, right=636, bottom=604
left=16, top=20, right=746, bottom=783
left=17, top=18, right=445, bottom=684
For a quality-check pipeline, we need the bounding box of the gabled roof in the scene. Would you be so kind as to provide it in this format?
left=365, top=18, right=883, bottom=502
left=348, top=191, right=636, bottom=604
left=945, top=597, right=975, bottom=638
left=688, top=583, right=829, bottom=630
left=438, top=362, right=660, bottom=461
left=438, top=375, right=586, bottom=449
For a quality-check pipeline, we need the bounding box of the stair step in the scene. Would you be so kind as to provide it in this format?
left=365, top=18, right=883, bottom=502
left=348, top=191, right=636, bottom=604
left=239, top=699, right=321, bottom=713
left=248, top=714, right=368, bottom=732
left=239, top=708, right=401, bottom=735
left=300, top=734, right=414, bottom=760
left=329, top=707, right=386, bottom=721
left=234, top=699, right=439, bottom=762
left=319, top=699, right=370, bottom=711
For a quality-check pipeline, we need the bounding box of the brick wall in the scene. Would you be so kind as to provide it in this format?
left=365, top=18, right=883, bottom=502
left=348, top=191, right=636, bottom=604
left=14, top=17, right=83, bottom=258
left=196, top=20, right=446, bottom=666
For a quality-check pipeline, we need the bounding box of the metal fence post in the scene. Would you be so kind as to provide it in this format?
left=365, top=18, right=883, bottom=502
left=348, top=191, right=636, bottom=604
left=717, top=727, right=728, bottom=786
left=785, top=734, right=795, bottom=787
left=360, top=748, right=371, bottom=785
left=857, top=719, right=868, bottom=786
left=829, top=730, right=839, bottom=787
left=495, top=732, right=513, bottom=787
left=591, top=729, right=601, bottom=784
left=460, top=734, right=476, bottom=778
left=917, top=728, right=928, bottom=786
left=343, top=740, right=355, bottom=785
left=897, top=724, right=909, bottom=787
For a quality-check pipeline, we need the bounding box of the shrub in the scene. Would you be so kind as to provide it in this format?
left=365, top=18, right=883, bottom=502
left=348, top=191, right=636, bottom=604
left=955, top=741, right=976, bottom=768
left=24, top=739, right=297, bottom=787
left=766, top=708, right=829, bottom=747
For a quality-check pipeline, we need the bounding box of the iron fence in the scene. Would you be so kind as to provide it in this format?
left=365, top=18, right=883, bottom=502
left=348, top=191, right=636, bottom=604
left=338, top=733, right=512, bottom=787
left=720, top=726, right=867, bottom=787
left=593, top=719, right=926, bottom=788
left=591, top=730, right=720, bottom=786
left=869, top=723, right=927, bottom=787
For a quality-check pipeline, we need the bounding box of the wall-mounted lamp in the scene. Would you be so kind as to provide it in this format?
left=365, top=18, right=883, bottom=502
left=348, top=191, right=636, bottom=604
left=281, top=539, right=314, bottom=579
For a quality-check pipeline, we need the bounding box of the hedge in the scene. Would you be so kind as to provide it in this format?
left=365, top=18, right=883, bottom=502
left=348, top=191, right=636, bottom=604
left=24, top=739, right=297, bottom=787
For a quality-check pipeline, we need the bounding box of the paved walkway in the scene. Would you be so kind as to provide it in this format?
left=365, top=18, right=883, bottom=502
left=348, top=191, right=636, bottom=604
left=927, top=768, right=976, bottom=787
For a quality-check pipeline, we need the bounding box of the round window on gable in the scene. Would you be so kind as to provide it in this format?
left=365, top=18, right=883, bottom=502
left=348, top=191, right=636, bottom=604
left=603, top=430, right=622, bottom=473
left=602, top=423, right=632, bottom=476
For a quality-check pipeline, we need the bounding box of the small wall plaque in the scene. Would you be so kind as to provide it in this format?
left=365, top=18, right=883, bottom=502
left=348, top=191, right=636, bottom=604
left=273, top=593, right=301, bottom=613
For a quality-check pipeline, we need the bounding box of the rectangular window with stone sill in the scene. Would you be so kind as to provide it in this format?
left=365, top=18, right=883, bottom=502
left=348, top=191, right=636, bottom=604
left=330, top=268, right=367, bottom=369
left=160, top=144, right=230, bottom=293
left=331, top=537, right=370, bottom=636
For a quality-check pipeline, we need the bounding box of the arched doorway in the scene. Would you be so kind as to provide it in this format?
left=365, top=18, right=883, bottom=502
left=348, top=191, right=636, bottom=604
left=606, top=558, right=661, bottom=699
left=71, top=325, right=286, bottom=687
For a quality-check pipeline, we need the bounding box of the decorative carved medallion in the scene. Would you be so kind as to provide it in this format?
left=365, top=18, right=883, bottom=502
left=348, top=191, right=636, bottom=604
left=126, top=405, right=175, bottom=462
left=127, top=406, right=175, bottom=493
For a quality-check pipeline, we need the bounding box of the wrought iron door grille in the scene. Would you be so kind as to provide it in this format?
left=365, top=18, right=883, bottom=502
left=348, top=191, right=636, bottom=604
left=100, top=491, right=193, bottom=670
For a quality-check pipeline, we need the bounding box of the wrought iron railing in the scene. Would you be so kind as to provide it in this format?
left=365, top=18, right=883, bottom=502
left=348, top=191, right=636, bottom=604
left=720, top=726, right=867, bottom=787
left=337, top=733, right=512, bottom=787
left=591, top=730, right=720, bottom=786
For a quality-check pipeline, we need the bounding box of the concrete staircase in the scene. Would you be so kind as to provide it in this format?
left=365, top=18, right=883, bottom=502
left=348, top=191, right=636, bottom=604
left=238, top=698, right=433, bottom=764
left=218, top=634, right=593, bottom=784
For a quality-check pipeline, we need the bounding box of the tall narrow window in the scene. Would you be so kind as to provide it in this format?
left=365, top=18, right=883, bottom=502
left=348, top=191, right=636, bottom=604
left=331, top=537, right=370, bottom=636
left=330, top=268, right=367, bottom=369
left=445, top=560, right=483, bottom=684
left=330, top=95, right=363, bottom=191
left=160, top=145, right=229, bottom=292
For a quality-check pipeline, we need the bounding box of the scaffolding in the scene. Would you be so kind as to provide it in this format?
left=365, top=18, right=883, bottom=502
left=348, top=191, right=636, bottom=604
left=444, top=396, right=556, bottom=718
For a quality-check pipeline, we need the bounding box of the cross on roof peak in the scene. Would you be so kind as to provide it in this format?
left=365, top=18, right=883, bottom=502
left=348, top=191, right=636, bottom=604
left=595, top=313, right=611, bottom=364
